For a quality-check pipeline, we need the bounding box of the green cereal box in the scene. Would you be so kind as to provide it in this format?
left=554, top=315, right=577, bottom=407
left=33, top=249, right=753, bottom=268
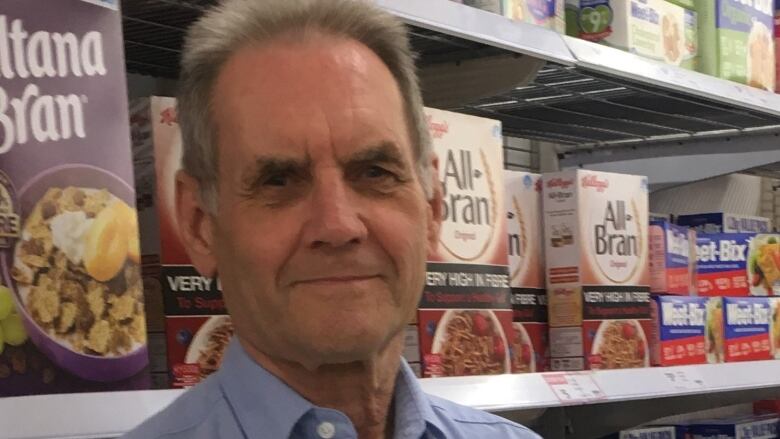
left=566, top=0, right=699, bottom=70
left=696, top=0, right=776, bottom=91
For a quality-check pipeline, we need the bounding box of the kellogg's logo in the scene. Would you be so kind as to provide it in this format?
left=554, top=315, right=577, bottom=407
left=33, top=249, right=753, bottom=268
left=426, top=115, right=449, bottom=140
left=546, top=178, right=574, bottom=190
left=582, top=175, right=610, bottom=193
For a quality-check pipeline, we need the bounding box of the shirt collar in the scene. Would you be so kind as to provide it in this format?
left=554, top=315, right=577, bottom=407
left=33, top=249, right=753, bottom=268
left=393, top=361, right=446, bottom=439
left=216, top=338, right=314, bottom=438
left=216, top=338, right=445, bottom=439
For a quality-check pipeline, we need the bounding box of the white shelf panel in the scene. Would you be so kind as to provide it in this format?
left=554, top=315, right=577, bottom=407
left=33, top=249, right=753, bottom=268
left=4, top=361, right=780, bottom=438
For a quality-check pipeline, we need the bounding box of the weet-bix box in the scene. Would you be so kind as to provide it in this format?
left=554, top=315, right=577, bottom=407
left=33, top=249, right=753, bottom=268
left=418, top=108, right=512, bottom=378
left=705, top=297, right=772, bottom=363
left=651, top=296, right=707, bottom=366
left=620, top=425, right=689, bottom=439
left=696, top=233, right=754, bottom=296
left=677, top=213, right=772, bottom=234
left=688, top=415, right=779, bottom=439
left=649, top=221, right=693, bottom=295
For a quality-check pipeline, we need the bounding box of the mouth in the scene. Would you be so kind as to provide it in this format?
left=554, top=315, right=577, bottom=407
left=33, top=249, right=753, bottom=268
left=293, top=275, right=381, bottom=286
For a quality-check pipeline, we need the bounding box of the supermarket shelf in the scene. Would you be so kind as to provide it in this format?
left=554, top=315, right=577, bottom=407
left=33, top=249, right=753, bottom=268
left=122, top=0, right=780, bottom=155
left=4, top=361, right=780, bottom=438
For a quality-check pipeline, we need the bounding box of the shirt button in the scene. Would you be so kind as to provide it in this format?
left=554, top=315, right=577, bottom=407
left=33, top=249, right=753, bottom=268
left=317, top=421, right=336, bottom=439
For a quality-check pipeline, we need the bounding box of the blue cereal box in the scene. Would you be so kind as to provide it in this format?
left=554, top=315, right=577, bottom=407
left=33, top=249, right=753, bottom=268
left=620, top=425, right=689, bottom=439
left=649, top=221, right=693, bottom=294
left=677, top=213, right=772, bottom=234
left=651, top=296, right=707, bottom=366
left=688, top=415, right=779, bottom=439
left=696, top=233, right=754, bottom=296
left=706, top=297, right=772, bottom=363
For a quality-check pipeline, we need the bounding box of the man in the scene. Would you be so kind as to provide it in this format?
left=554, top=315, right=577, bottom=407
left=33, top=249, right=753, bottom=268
left=124, top=0, right=540, bottom=438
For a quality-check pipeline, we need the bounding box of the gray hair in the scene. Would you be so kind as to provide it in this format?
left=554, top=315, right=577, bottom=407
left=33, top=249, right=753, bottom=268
left=178, top=0, right=433, bottom=211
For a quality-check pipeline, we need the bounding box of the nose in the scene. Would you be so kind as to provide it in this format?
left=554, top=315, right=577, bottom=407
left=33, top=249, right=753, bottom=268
left=302, top=171, right=368, bottom=250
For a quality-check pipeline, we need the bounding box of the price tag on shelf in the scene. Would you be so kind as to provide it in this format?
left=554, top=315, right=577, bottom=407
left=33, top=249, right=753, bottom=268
left=543, top=372, right=606, bottom=404
left=659, top=367, right=706, bottom=392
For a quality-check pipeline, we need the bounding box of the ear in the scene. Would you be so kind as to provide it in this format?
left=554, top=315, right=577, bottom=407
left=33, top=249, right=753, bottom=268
left=426, top=153, right=443, bottom=256
left=175, top=170, right=217, bottom=278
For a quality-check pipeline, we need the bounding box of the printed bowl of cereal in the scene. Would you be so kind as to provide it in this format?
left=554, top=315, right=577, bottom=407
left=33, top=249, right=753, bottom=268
left=4, top=165, right=148, bottom=382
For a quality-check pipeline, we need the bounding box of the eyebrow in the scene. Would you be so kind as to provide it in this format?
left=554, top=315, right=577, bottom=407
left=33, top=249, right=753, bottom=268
left=341, top=141, right=407, bottom=168
left=240, top=154, right=311, bottom=190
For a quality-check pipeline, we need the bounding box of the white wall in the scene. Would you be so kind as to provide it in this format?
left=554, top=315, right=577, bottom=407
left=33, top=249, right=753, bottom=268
left=650, top=173, right=764, bottom=217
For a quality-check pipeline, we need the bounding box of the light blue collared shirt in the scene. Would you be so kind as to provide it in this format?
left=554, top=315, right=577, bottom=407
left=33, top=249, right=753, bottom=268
left=123, top=339, right=540, bottom=439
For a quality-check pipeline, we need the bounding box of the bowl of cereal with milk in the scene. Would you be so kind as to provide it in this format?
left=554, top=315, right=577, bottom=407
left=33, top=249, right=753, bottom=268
left=7, top=165, right=148, bottom=382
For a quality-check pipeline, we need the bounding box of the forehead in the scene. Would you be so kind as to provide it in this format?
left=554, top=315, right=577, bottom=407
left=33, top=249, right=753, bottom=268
left=210, top=33, right=410, bottom=161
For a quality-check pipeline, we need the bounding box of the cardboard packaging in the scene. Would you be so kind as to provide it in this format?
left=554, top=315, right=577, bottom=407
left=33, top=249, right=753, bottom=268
left=696, top=0, right=776, bottom=91
left=695, top=233, right=754, bottom=296
left=772, top=297, right=780, bottom=359
left=649, top=221, right=694, bottom=295
left=747, top=234, right=780, bottom=296
left=565, top=0, right=699, bottom=70
left=651, top=296, right=708, bottom=366
left=619, top=425, right=689, bottom=439
left=503, top=0, right=566, bottom=32
left=506, top=171, right=548, bottom=372
left=688, top=416, right=779, bottom=439
left=418, top=108, right=512, bottom=378
left=775, top=5, right=779, bottom=93
left=131, top=97, right=231, bottom=388
left=543, top=169, right=651, bottom=370
left=0, top=0, right=150, bottom=396
left=677, top=212, right=772, bottom=234
left=706, top=297, right=772, bottom=363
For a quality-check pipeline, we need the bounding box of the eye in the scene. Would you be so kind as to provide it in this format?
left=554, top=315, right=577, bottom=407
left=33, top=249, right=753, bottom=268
left=364, top=165, right=393, bottom=179
left=264, top=173, right=289, bottom=187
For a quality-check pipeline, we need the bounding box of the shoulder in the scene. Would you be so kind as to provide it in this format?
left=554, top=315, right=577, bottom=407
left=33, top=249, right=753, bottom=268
left=121, top=377, right=240, bottom=439
left=426, top=394, right=541, bottom=439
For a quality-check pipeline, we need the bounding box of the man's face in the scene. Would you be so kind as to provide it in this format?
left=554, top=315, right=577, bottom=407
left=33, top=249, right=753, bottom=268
left=195, top=34, right=439, bottom=368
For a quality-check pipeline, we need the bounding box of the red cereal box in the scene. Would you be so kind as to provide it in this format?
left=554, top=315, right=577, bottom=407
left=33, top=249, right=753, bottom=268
left=649, top=221, right=694, bottom=295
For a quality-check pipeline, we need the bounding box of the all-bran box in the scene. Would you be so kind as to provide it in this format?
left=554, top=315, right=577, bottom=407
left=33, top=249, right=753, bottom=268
left=506, top=171, right=548, bottom=373
left=0, top=0, right=150, bottom=396
left=502, top=0, right=566, bottom=33
left=130, top=97, right=232, bottom=388
left=677, top=212, right=772, bottom=234
left=705, top=297, right=772, bottom=363
left=543, top=169, right=651, bottom=371
left=419, top=108, right=512, bottom=378
left=696, top=233, right=754, bottom=296
left=651, top=296, right=707, bottom=366
left=649, top=221, right=693, bottom=295
left=696, top=0, right=776, bottom=91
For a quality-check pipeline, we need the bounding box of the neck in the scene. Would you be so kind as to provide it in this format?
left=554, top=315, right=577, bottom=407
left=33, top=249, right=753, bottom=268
left=240, top=335, right=405, bottom=439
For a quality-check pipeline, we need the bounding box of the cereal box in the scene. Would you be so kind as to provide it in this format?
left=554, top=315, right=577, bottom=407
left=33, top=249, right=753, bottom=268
left=747, top=234, right=780, bottom=296
left=705, top=297, right=772, bottom=363
left=565, top=0, right=699, bottom=70
left=696, top=233, right=754, bottom=296
left=677, top=212, right=772, bottom=234
left=131, top=97, right=231, bottom=388
left=650, top=221, right=693, bottom=295
left=688, top=415, right=779, bottom=439
left=418, top=108, right=512, bottom=378
left=506, top=171, right=548, bottom=372
left=775, top=5, right=779, bottom=93
left=543, top=169, right=651, bottom=371
left=771, top=297, right=780, bottom=359
left=620, top=425, right=689, bottom=439
left=696, top=0, right=776, bottom=91
left=651, top=296, right=707, bottom=366
left=0, top=0, right=150, bottom=396
left=502, top=0, right=566, bottom=33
